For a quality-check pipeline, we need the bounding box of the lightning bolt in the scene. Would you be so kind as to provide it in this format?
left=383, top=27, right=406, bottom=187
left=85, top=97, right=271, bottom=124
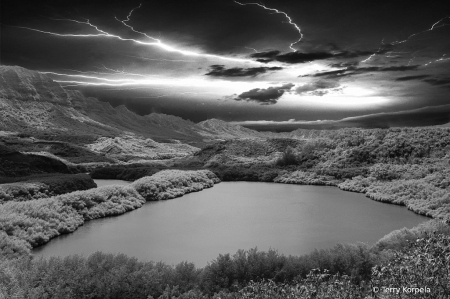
left=39, top=71, right=141, bottom=83
left=114, top=3, right=160, bottom=42
left=134, top=91, right=217, bottom=99
left=13, top=4, right=257, bottom=64
left=423, top=53, right=450, bottom=66
left=234, top=1, right=303, bottom=51
left=391, top=16, right=450, bottom=45
left=407, top=49, right=423, bottom=66
left=361, top=53, right=377, bottom=63
left=124, top=54, right=194, bottom=62
left=95, top=65, right=152, bottom=77
left=244, top=47, right=259, bottom=53
left=39, top=70, right=271, bottom=90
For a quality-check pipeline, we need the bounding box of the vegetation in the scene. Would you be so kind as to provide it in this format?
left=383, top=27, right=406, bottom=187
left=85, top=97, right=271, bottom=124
left=0, top=170, right=219, bottom=256
left=0, top=174, right=96, bottom=203
left=0, top=197, right=84, bottom=248
left=132, top=170, right=219, bottom=201
left=54, top=185, right=145, bottom=221
left=0, top=145, right=72, bottom=177
left=2, top=127, right=450, bottom=297
left=0, top=228, right=448, bottom=298
left=196, top=127, right=450, bottom=222
left=275, top=146, right=298, bottom=166
left=274, top=170, right=339, bottom=186
left=209, top=165, right=281, bottom=182
left=90, top=164, right=164, bottom=181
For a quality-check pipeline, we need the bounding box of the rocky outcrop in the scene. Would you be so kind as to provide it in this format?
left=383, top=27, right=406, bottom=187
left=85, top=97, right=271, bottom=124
left=87, top=135, right=199, bottom=162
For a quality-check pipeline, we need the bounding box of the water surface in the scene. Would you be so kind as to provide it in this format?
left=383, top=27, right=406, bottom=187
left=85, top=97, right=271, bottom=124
left=34, top=182, right=427, bottom=266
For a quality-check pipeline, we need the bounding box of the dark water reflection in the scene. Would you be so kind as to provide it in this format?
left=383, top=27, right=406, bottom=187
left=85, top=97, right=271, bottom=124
left=34, top=182, right=427, bottom=267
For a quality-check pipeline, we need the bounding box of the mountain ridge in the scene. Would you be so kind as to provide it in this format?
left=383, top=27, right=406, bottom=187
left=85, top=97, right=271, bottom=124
left=0, top=65, right=268, bottom=143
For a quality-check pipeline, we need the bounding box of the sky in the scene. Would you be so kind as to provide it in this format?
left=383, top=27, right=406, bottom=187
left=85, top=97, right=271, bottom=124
left=1, top=0, right=450, bottom=130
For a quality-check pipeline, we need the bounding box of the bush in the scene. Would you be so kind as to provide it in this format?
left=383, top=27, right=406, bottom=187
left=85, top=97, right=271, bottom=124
left=0, top=174, right=96, bottom=203
left=0, top=198, right=84, bottom=247
left=54, top=185, right=145, bottom=220
left=0, top=185, right=144, bottom=248
left=132, top=170, right=220, bottom=201
left=371, top=233, right=450, bottom=298
left=275, top=146, right=298, bottom=166
left=274, top=170, right=339, bottom=186
left=210, top=166, right=280, bottom=182
left=90, top=165, right=162, bottom=181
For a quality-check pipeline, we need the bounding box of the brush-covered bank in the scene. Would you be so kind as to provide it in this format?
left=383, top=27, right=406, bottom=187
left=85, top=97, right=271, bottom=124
left=1, top=220, right=449, bottom=298
left=0, top=170, right=219, bottom=255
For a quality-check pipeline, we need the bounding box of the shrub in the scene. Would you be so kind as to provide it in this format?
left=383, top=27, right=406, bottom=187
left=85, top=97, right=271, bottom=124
left=371, top=233, right=450, bottom=298
left=54, top=185, right=145, bottom=220
left=0, top=198, right=84, bottom=246
left=0, top=174, right=96, bottom=203
left=275, top=146, right=298, bottom=166
left=132, top=170, right=220, bottom=201
left=274, top=170, right=339, bottom=186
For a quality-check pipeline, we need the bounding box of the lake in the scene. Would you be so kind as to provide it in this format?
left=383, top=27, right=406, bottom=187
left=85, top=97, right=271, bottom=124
left=34, top=182, right=428, bottom=267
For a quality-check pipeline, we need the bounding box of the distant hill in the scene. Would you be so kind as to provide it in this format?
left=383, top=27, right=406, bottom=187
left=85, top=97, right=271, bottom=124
left=0, top=65, right=269, bottom=144
left=197, top=119, right=266, bottom=139
left=240, top=105, right=450, bottom=132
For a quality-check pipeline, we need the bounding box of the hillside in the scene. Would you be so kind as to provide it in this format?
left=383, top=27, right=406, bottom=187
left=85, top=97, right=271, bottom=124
left=0, top=66, right=203, bottom=144
left=0, top=66, right=272, bottom=145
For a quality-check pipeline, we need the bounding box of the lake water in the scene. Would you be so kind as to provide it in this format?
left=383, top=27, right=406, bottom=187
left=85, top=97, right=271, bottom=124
left=34, top=182, right=428, bottom=267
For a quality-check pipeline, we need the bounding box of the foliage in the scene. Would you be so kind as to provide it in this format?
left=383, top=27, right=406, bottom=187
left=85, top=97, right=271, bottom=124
left=0, top=232, right=449, bottom=298
left=214, top=272, right=366, bottom=299
left=132, top=170, right=220, bottom=201
left=0, top=170, right=219, bottom=255
left=90, top=165, right=163, bottom=181
left=0, top=197, right=84, bottom=247
left=0, top=174, right=96, bottom=203
left=209, top=166, right=281, bottom=182
left=54, top=185, right=145, bottom=220
left=201, top=244, right=376, bottom=294
left=0, top=149, right=72, bottom=177
left=274, top=170, right=339, bottom=186
left=374, top=219, right=450, bottom=252
left=0, top=231, right=32, bottom=258
left=0, top=185, right=144, bottom=249
left=275, top=146, right=298, bottom=166
left=371, top=233, right=450, bottom=298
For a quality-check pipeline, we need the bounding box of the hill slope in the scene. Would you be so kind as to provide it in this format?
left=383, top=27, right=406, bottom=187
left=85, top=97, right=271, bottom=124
left=0, top=65, right=271, bottom=144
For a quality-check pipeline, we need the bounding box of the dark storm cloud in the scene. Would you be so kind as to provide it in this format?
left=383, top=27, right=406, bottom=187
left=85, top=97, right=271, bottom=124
left=328, top=61, right=360, bottom=68
left=255, top=59, right=275, bottom=64
left=234, top=83, right=294, bottom=105
left=423, top=77, right=450, bottom=86
left=205, top=65, right=283, bottom=77
left=307, top=65, right=420, bottom=79
left=250, top=50, right=280, bottom=58
left=275, top=51, right=336, bottom=63
left=251, top=49, right=382, bottom=64
left=395, top=75, right=431, bottom=81
left=294, top=80, right=342, bottom=96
